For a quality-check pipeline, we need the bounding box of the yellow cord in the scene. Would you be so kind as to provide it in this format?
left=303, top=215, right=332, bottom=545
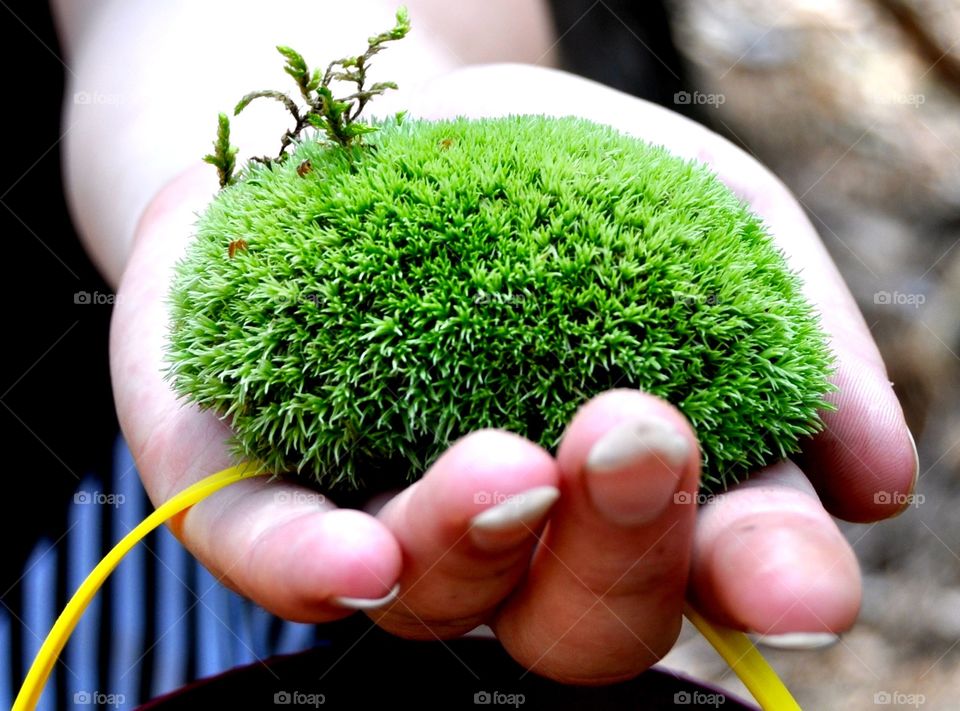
left=684, top=604, right=803, bottom=710
left=14, top=462, right=801, bottom=711
left=13, top=462, right=265, bottom=711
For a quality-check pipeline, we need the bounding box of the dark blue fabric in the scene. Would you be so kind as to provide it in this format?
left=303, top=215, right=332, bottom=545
left=5, top=436, right=323, bottom=710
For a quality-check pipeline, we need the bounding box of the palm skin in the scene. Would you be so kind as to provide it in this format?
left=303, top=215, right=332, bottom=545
left=110, top=65, right=916, bottom=684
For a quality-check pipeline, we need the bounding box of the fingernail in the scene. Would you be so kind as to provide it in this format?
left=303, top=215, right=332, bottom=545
left=331, top=583, right=400, bottom=610
left=752, top=631, right=840, bottom=650
left=585, top=417, right=689, bottom=526
left=905, top=426, right=920, bottom=491
left=469, top=485, right=560, bottom=551
left=892, top=427, right=920, bottom=518
left=719, top=520, right=860, bottom=637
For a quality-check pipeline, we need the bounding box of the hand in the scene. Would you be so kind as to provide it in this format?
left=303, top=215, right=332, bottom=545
left=110, top=64, right=916, bottom=684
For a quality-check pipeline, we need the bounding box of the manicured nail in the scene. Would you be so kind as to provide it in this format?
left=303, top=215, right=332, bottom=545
left=585, top=417, right=689, bottom=526
left=752, top=631, right=840, bottom=650
left=469, top=485, right=560, bottom=551
left=331, top=583, right=400, bottom=610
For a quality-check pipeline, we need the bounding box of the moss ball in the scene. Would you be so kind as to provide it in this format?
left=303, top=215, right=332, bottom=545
left=166, top=115, right=834, bottom=493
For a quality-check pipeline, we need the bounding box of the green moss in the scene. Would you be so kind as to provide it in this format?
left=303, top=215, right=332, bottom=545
left=166, top=115, right=835, bottom=493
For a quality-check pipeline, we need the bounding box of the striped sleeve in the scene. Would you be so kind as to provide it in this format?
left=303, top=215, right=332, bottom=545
left=2, top=435, right=323, bottom=710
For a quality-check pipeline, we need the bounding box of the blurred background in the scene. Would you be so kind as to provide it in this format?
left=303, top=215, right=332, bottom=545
left=1, top=1, right=956, bottom=708
left=651, top=1, right=960, bottom=708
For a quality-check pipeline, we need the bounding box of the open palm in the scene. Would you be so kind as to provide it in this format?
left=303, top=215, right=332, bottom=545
left=110, top=65, right=916, bottom=684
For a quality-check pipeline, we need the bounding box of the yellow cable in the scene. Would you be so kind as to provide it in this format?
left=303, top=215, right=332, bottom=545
left=13, top=462, right=265, bottom=711
left=684, top=604, right=803, bottom=710
left=14, top=462, right=801, bottom=711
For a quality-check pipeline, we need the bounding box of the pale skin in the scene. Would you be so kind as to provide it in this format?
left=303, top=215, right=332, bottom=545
left=55, top=0, right=917, bottom=684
